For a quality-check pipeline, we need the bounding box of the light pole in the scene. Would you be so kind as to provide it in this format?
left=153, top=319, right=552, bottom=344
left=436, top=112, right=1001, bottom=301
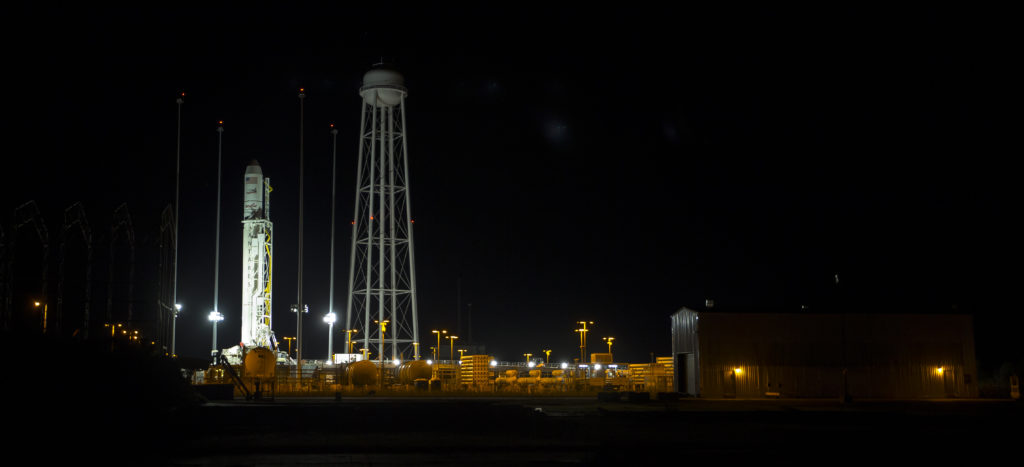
left=172, top=92, right=184, bottom=349
left=283, top=336, right=296, bottom=358
left=343, top=329, right=358, bottom=354
left=212, top=121, right=224, bottom=361
left=603, top=337, right=614, bottom=359
left=374, top=319, right=390, bottom=361
left=323, top=312, right=336, bottom=363
left=543, top=349, right=552, bottom=365
left=575, top=321, right=594, bottom=364
left=374, top=319, right=389, bottom=390
left=33, top=301, right=47, bottom=334
left=524, top=353, right=533, bottom=365
left=432, top=329, right=447, bottom=361
left=105, top=323, right=121, bottom=338
left=447, top=335, right=458, bottom=363
left=327, top=124, right=339, bottom=365
left=208, top=311, right=224, bottom=360
left=458, top=349, right=467, bottom=361
left=291, top=304, right=309, bottom=379
left=104, top=322, right=122, bottom=351
left=171, top=303, right=182, bottom=357
left=296, top=87, right=306, bottom=383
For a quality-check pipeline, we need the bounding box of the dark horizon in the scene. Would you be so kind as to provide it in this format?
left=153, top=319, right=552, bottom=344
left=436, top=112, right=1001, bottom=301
left=4, top=5, right=1018, bottom=368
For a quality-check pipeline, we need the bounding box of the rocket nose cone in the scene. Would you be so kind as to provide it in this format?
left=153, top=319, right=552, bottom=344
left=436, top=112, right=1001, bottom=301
left=245, top=160, right=263, bottom=176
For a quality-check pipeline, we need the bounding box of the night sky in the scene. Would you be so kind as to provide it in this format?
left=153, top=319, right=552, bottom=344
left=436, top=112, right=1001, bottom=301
left=5, top=5, right=1018, bottom=367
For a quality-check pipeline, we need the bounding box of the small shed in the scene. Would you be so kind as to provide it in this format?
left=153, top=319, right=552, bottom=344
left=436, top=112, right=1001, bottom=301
left=670, top=307, right=978, bottom=398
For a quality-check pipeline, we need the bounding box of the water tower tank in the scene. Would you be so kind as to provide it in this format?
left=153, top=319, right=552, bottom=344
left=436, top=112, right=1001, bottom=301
left=360, top=65, right=406, bottom=108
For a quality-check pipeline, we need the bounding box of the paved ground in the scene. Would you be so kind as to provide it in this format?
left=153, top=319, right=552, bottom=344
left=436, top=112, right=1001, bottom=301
left=148, top=396, right=1022, bottom=465
left=9, top=335, right=1014, bottom=465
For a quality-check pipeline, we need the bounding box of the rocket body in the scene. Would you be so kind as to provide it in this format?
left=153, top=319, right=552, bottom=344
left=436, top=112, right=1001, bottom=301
left=244, top=162, right=265, bottom=220
left=241, top=161, right=275, bottom=349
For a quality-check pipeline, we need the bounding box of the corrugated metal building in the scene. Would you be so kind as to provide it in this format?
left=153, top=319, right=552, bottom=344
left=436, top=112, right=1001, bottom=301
left=670, top=307, right=978, bottom=398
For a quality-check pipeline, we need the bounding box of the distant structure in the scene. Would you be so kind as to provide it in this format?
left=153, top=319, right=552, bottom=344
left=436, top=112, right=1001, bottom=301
left=670, top=306, right=978, bottom=399
left=345, top=64, right=421, bottom=363
left=241, top=161, right=276, bottom=349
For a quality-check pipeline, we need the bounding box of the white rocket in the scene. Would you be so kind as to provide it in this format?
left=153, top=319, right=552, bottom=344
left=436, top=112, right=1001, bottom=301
left=241, top=160, right=275, bottom=349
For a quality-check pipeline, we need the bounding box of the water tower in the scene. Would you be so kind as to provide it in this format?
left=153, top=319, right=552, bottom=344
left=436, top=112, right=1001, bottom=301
left=345, top=64, right=421, bottom=363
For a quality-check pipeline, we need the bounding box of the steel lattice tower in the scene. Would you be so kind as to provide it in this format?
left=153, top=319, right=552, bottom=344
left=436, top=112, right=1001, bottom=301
left=345, top=65, right=421, bottom=363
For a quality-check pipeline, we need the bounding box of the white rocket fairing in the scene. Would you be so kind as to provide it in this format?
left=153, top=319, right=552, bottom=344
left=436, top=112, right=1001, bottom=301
left=241, top=160, right=275, bottom=348
left=243, top=163, right=265, bottom=220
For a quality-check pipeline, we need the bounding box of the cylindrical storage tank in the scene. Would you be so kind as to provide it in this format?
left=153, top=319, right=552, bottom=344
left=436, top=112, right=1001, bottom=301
left=346, top=359, right=379, bottom=386
left=395, top=360, right=432, bottom=384
left=243, top=347, right=276, bottom=378
left=518, top=370, right=541, bottom=386
left=495, top=369, right=518, bottom=387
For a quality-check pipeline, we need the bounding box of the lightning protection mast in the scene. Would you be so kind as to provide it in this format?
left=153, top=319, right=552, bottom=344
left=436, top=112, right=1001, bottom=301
left=345, top=64, right=421, bottom=364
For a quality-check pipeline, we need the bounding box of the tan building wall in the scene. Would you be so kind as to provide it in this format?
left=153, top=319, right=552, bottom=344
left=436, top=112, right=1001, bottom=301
left=671, top=308, right=978, bottom=398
